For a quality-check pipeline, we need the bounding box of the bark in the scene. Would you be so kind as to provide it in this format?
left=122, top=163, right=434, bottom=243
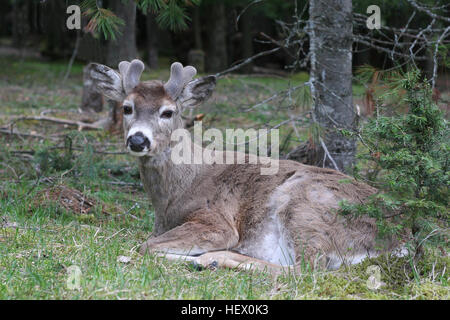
left=188, top=49, right=205, bottom=73
left=11, top=0, right=20, bottom=47
left=308, top=0, right=356, bottom=172
left=240, top=10, right=253, bottom=73
left=205, top=2, right=228, bottom=72
left=12, top=0, right=30, bottom=48
left=193, top=6, right=203, bottom=50
left=354, top=42, right=371, bottom=67
left=424, top=45, right=435, bottom=82
left=79, top=0, right=135, bottom=132
left=40, top=0, right=70, bottom=57
left=188, top=5, right=206, bottom=72
left=105, top=100, right=123, bottom=133
left=78, top=32, right=107, bottom=63
left=286, top=140, right=323, bottom=165
left=0, top=1, right=10, bottom=37
left=105, top=0, right=137, bottom=67
left=146, top=12, right=159, bottom=69
left=80, top=65, right=104, bottom=113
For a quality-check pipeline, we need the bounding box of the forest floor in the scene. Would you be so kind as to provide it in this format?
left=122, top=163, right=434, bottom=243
left=0, top=56, right=448, bottom=299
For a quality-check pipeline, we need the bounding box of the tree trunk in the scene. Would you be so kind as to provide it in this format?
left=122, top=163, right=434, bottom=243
left=80, top=65, right=104, bottom=113
left=241, top=9, right=253, bottom=73
left=193, top=6, right=203, bottom=50
left=146, top=12, right=159, bottom=69
left=354, top=41, right=371, bottom=67
left=80, top=0, right=136, bottom=131
left=12, top=0, right=32, bottom=49
left=187, top=6, right=205, bottom=73
left=308, top=0, right=356, bottom=172
left=11, top=0, right=21, bottom=47
left=105, top=0, right=137, bottom=67
left=40, top=0, right=70, bottom=57
left=205, top=1, right=228, bottom=73
left=78, top=33, right=107, bottom=63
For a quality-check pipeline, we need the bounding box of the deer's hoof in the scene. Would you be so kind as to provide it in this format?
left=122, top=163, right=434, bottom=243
left=189, top=259, right=218, bottom=271
left=189, top=261, right=204, bottom=271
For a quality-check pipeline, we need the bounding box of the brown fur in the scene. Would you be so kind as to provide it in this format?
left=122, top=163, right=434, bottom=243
left=132, top=81, right=172, bottom=109
left=90, top=60, right=390, bottom=273
left=138, top=153, right=379, bottom=270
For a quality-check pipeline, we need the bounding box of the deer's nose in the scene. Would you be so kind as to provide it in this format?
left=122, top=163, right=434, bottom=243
left=127, top=132, right=150, bottom=152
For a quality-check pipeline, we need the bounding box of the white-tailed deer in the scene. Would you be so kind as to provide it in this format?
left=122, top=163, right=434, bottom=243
left=88, top=59, right=397, bottom=273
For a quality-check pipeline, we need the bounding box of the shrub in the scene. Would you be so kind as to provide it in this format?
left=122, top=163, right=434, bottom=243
left=342, top=69, right=449, bottom=256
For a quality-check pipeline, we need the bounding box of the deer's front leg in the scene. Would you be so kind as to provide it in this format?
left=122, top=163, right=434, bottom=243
left=139, top=212, right=289, bottom=274
left=139, top=213, right=239, bottom=257
left=193, top=251, right=288, bottom=274
left=141, top=225, right=286, bottom=274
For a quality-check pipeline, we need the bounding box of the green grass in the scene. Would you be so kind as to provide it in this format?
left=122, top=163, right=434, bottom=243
left=0, top=57, right=448, bottom=299
left=1, top=183, right=448, bottom=299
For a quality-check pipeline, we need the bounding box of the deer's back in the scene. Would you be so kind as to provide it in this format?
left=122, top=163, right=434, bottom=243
left=207, top=160, right=378, bottom=266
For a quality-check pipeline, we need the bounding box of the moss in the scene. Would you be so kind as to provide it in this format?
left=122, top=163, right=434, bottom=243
left=412, top=280, right=450, bottom=299
left=317, top=274, right=365, bottom=297
left=349, top=249, right=449, bottom=296
left=76, top=214, right=97, bottom=223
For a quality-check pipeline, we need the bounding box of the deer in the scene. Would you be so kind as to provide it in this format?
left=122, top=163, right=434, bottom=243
left=87, top=59, right=400, bottom=273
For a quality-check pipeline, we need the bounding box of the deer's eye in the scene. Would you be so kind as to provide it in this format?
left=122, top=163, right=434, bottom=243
left=123, top=105, right=133, bottom=115
left=160, top=110, right=174, bottom=119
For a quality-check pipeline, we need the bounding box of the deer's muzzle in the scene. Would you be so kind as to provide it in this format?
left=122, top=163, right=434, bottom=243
left=127, top=132, right=150, bottom=153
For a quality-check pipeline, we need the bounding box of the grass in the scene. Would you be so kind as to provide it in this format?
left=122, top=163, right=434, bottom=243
left=1, top=185, right=448, bottom=299
left=0, top=57, right=448, bottom=299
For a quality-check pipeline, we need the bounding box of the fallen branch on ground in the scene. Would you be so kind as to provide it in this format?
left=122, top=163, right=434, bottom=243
left=11, top=116, right=103, bottom=131
left=10, top=147, right=127, bottom=155
left=0, top=128, right=58, bottom=140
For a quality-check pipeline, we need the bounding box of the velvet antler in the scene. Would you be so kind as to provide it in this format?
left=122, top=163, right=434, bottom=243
left=118, top=59, right=145, bottom=94
left=164, top=62, right=197, bottom=100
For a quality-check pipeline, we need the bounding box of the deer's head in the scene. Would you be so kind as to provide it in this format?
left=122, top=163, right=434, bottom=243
left=88, top=59, right=216, bottom=157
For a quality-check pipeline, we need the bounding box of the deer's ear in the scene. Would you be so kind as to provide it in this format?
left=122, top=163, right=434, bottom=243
left=177, top=75, right=216, bottom=109
left=87, top=63, right=125, bottom=101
